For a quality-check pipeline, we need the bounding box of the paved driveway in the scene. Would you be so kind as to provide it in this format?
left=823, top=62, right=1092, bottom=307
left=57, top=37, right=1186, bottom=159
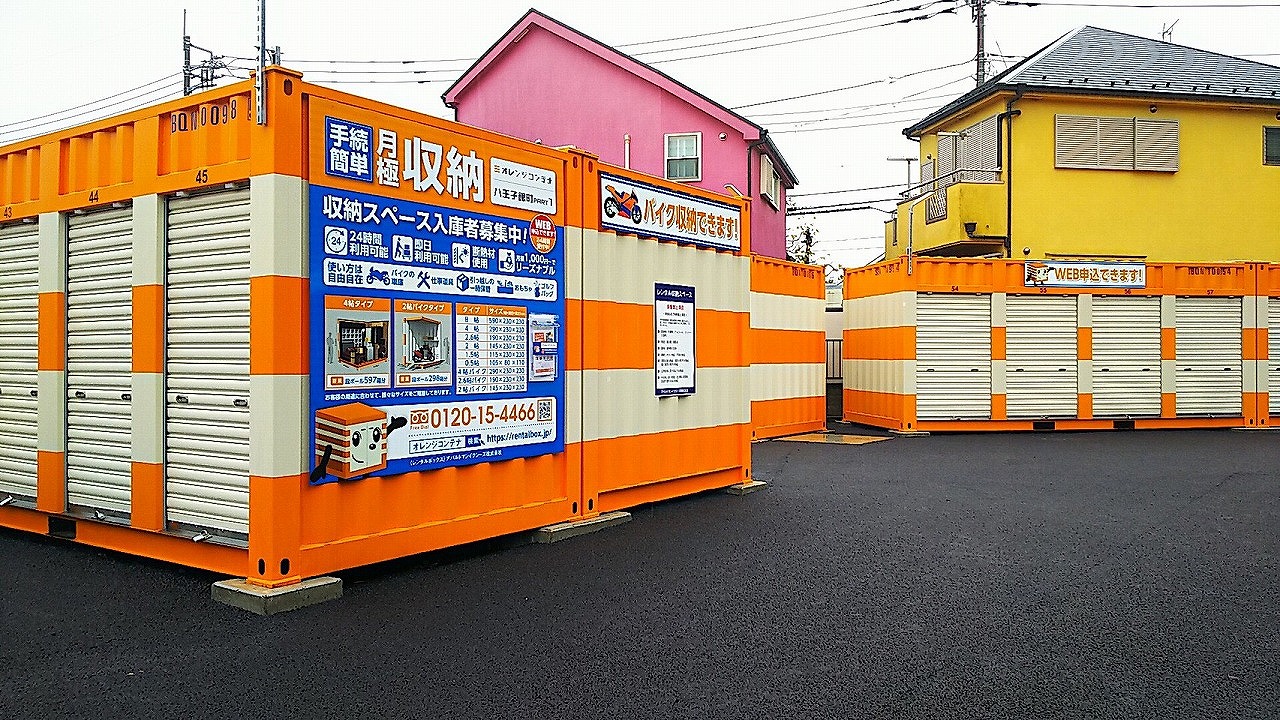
left=1, top=429, right=1276, bottom=719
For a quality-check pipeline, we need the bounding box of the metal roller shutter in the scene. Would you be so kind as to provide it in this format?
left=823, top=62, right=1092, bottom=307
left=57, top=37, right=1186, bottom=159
left=916, top=294, right=991, bottom=420
left=1271, top=298, right=1280, bottom=416
left=66, top=207, right=134, bottom=517
left=1092, top=296, right=1162, bottom=417
left=1006, top=295, right=1077, bottom=419
left=165, top=188, right=251, bottom=539
left=0, top=222, right=40, bottom=502
left=1175, top=297, right=1241, bottom=416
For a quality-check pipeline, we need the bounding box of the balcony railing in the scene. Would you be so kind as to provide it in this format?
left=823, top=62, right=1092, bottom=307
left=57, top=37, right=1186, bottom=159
left=899, top=167, right=1003, bottom=203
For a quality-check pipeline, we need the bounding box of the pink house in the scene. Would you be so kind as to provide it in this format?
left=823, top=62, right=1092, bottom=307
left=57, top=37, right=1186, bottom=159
left=442, top=9, right=798, bottom=259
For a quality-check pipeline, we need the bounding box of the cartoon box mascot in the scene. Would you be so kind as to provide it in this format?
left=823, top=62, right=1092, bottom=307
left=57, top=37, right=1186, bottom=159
left=313, top=402, right=390, bottom=480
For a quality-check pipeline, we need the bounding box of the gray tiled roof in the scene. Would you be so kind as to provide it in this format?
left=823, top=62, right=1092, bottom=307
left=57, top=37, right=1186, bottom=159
left=905, top=26, right=1280, bottom=136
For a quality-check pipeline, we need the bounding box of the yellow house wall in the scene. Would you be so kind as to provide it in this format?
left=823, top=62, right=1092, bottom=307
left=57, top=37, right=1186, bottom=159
left=1012, top=94, right=1280, bottom=261
left=886, top=92, right=1280, bottom=263
left=886, top=94, right=1013, bottom=261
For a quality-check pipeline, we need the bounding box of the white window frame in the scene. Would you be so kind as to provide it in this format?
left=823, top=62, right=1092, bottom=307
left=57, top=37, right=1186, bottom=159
left=760, top=154, right=781, bottom=209
left=664, top=132, right=702, bottom=182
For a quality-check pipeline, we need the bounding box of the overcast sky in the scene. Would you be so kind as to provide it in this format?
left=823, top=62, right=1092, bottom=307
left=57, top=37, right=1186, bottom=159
left=3, top=1, right=1277, bottom=269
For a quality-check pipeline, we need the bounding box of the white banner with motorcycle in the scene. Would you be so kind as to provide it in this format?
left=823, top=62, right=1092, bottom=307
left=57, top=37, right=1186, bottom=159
left=599, top=171, right=742, bottom=251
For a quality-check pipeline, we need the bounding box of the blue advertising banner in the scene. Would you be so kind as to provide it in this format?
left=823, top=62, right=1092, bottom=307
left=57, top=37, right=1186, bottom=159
left=308, top=183, right=565, bottom=484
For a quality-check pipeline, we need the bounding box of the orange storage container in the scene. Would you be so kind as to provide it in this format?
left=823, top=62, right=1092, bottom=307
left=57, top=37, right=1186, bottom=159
left=843, top=257, right=1269, bottom=432
left=0, top=69, right=755, bottom=587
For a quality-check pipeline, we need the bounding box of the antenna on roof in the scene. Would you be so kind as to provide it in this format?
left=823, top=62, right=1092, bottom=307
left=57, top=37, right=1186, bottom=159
left=1161, top=19, right=1180, bottom=42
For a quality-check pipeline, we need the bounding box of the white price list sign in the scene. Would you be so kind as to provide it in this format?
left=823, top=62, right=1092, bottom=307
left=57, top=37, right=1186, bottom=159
left=654, top=283, right=696, bottom=396
left=455, top=303, right=529, bottom=396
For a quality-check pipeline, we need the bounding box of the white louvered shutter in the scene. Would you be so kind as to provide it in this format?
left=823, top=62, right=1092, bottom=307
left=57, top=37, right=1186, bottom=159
left=1098, top=117, right=1136, bottom=170
left=0, top=222, right=40, bottom=501
left=1055, top=115, right=1099, bottom=168
left=165, top=188, right=251, bottom=539
left=1005, top=295, right=1078, bottom=419
left=1135, top=119, right=1179, bottom=172
left=66, top=207, right=134, bottom=517
left=1092, top=296, right=1162, bottom=417
left=1269, top=297, right=1280, bottom=416
left=916, top=294, right=991, bottom=420
left=1175, top=297, right=1242, bottom=416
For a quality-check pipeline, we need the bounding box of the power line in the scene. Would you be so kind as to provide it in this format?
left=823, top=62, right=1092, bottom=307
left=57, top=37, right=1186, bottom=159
left=0, top=85, right=185, bottom=143
left=290, top=67, right=467, bottom=75
left=634, top=0, right=955, bottom=58
left=0, top=81, right=184, bottom=137
left=307, top=78, right=458, bottom=85
left=995, top=1, right=1280, bottom=6
left=645, top=4, right=962, bottom=64
left=0, top=73, right=180, bottom=129
left=618, top=0, right=911, bottom=48
left=770, top=103, right=951, bottom=129
left=749, top=91, right=964, bottom=119
left=733, top=59, right=973, bottom=109
left=792, top=183, right=908, bottom=198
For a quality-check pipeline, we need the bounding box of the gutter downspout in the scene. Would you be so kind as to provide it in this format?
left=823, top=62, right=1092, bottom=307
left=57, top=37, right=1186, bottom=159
left=624, top=133, right=632, bottom=169
left=996, top=89, right=1024, bottom=257
left=746, top=136, right=768, bottom=201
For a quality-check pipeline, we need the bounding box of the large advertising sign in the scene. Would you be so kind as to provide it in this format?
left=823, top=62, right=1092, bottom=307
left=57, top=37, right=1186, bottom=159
left=308, top=102, right=565, bottom=484
left=1024, top=261, right=1147, bottom=288
left=599, top=171, right=741, bottom=251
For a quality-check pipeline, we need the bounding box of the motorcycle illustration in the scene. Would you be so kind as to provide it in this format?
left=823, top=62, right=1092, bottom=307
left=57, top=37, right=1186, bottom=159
left=603, top=185, right=644, bottom=224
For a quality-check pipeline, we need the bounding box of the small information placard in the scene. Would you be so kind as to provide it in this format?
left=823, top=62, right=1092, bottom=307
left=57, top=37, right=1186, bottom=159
left=655, top=283, right=696, bottom=396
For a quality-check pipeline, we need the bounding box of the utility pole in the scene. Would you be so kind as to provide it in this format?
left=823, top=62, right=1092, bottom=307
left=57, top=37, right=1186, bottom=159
left=181, top=9, right=234, bottom=96
left=255, top=0, right=267, bottom=124
left=971, top=0, right=988, bottom=85
left=183, top=10, right=192, bottom=96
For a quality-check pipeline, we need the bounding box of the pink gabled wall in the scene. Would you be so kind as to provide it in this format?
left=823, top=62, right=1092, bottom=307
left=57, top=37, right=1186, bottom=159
left=451, top=25, right=787, bottom=258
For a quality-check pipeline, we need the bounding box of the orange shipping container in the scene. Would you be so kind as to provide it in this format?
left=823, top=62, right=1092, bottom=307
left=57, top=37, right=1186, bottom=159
left=0, top=69, right=755, bottom=588
left=843, top=257, right=1271, bottom=432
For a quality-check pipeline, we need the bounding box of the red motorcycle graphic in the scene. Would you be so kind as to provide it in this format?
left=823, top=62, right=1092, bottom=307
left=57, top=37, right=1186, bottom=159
left=603, top=185, right=644, bottom=225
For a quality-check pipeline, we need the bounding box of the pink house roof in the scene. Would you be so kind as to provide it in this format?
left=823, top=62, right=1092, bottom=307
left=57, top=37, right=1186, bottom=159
left=443, top=8, right=797, bottom=186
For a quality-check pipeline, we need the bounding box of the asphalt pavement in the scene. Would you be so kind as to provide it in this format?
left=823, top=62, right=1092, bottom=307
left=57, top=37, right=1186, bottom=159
left=1, top=428, right=1277, bottom=719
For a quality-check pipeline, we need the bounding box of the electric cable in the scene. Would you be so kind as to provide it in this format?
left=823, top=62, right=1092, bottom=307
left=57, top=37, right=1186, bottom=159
left=0, top=81, right=184, bottom=137
left=734, top=59, right=973, bottom=109
left=0, top=73, right=181, bottom=129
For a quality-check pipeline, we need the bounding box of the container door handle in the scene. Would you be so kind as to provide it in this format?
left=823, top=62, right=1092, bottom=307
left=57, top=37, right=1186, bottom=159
left=175, top=395, right=189, bottom=404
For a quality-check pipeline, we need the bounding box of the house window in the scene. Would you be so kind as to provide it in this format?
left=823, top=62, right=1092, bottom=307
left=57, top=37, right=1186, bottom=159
left=1054, top=115, right=1179, bottom=172
left=761, top=154, right=781, bottom=208
left=1266, top=127, right=1280, bottom=166
left=665, top=133, right=701, bottom=181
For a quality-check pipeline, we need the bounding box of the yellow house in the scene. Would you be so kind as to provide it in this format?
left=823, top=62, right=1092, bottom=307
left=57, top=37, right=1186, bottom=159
left=886, top=26, right=1280, bottom=262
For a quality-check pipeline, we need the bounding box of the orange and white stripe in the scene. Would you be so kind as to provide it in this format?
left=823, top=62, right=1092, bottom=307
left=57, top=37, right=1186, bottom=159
left=749, top=256, right=825, bottom=439
left=842, top=289, right=917, bottom=430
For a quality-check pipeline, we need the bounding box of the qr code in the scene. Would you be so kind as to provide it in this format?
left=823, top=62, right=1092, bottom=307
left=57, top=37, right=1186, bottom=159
left=537, top=399, right=553, bottom=421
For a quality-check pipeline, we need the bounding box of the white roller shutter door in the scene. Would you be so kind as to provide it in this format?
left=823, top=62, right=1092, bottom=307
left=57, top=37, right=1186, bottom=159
left=66, top=208, right=134, bottom=517
left=0, top=222, right=40, bottom=501
left=165, top=188, right=251, bottom=539
left=1092, top=296, right=1162, bottom=417
left=1270, top=297, right=1279, bottom=416
left=1006, top=295, right=1077, bottom=419
left=916, top=294, right=991, bottom=420
left=1175, top=297, right=1241, bottom=416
